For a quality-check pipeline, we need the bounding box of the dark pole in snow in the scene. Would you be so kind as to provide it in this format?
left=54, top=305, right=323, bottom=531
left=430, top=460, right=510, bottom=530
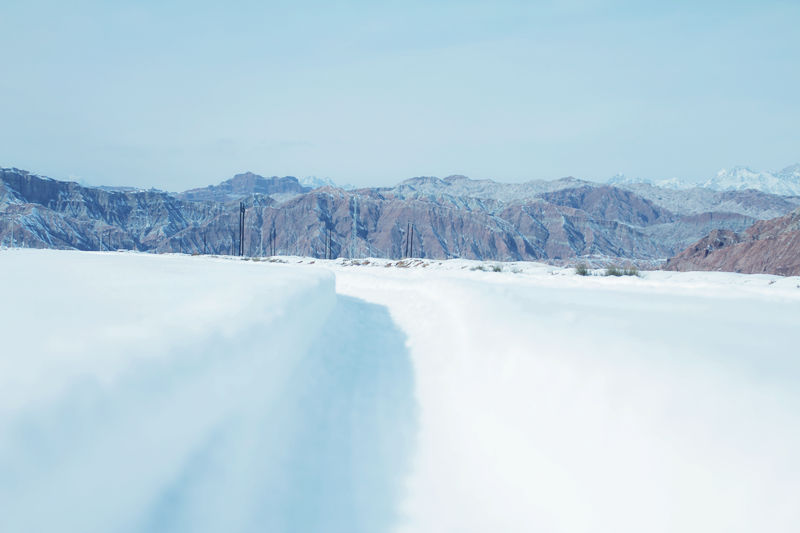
left=405, top=223, right=410, bottom=258
left=239, top=202, right=246, bottom=256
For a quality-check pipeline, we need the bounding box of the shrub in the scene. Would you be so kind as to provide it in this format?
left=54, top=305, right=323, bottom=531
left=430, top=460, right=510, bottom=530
left=575, top=263, right=591, bottom=276
left=471, top=264, right=503, bottom=272
left=623, top=266, right=640, bottom=277
left=604, top=264, right=640, bottom=277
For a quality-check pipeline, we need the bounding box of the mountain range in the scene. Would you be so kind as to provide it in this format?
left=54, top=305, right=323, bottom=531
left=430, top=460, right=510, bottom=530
left=2, top=166, right=800, bottom=272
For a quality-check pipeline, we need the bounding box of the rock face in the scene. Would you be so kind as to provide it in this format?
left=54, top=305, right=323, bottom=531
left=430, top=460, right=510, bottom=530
left=665, top=209, right=800, bottom=276
left=3, top=166, right=800, bottom=263
left=0, top=168, right=220, bottom=252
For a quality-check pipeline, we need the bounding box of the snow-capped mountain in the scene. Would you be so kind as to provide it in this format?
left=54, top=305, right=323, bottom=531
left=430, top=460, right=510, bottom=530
left=705, top=165, right=800, bottom=196
left=299, top=176, right=354, bottom=190
left=606, top=173, right=691, bottom=190
left=609, top=165, right=800, bottom=196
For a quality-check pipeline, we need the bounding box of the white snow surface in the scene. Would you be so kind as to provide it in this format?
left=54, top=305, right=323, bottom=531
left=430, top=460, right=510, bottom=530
left=2, top=250, right=800, bottom=533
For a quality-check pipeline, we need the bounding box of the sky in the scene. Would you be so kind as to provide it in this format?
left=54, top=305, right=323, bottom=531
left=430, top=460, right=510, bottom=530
left=1, top=0, right=799, bottom=190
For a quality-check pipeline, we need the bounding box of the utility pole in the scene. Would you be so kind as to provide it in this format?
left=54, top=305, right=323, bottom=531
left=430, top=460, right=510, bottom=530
left=405, top=223, right=410, bottom=258
left=351, top=195, right=358, bottom=258
left=239, top=202, right=246, bottom=256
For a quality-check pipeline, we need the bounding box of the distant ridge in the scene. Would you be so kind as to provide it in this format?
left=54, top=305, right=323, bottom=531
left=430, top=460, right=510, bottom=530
left=3, top=166, right=800, bottom=267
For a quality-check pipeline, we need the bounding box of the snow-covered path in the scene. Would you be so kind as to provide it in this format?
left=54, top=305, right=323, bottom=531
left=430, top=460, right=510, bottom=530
left=2, top=250, right=800, bottom=532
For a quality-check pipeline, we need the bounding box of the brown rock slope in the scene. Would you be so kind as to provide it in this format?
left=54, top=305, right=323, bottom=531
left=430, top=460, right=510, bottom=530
left=664, top=208, right=800, bottom=276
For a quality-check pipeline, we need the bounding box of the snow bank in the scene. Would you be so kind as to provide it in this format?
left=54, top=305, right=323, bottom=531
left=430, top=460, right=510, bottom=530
left=0, top=250, right=416, bottom=533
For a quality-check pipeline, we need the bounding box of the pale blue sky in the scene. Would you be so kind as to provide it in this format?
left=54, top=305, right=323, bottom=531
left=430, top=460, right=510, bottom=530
left=1, top=0, right=799, bottom=189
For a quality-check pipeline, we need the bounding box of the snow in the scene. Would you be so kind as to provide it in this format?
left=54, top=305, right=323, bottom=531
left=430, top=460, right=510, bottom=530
left=331, top=261, right=800, bottom=532
left=2, top=250, right=800, bottom=532
left=0, top=250, right=414, bottom=533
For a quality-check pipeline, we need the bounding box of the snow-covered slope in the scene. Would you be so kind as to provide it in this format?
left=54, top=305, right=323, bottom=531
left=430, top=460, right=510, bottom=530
left=2, top=250, right=800, bottom=532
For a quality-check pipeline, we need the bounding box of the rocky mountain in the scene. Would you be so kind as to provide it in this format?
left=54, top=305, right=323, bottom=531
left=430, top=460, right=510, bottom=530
left=664, top=208, right=800, bottom=276
left=3, top=166, right=800, bottom=263
left=0, top=168, right=223, bottom=252
left=178, top=172, right=309, bottom=203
